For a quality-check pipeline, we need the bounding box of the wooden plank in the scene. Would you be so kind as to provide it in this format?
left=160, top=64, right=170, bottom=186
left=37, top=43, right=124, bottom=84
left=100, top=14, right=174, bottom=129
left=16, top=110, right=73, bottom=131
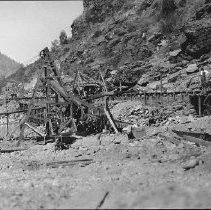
left=29, top=116, right=45, bottom=121
left=0, top=148, right=26, bottom=153
left=49, top=80, right=96, bottom=109
left=182, top=135, right=211, bottom=147
left=172, top=129, right=211, bottom=147
left=58, top=118, right=72, bottom=134
left=0, top=107, right=45, bottom=116
left=25, top=122, right=45, bottom=137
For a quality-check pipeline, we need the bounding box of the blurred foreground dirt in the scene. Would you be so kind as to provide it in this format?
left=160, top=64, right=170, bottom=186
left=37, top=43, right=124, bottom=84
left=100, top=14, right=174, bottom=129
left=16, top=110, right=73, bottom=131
left=1, top=101, right=211, bottom=209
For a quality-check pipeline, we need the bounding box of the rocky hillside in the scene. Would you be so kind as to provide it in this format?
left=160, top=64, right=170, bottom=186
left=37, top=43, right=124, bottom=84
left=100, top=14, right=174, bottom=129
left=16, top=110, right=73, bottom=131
left=0, top=51, right=21, bottom=77
left=9, top=0, right=211, bottom=91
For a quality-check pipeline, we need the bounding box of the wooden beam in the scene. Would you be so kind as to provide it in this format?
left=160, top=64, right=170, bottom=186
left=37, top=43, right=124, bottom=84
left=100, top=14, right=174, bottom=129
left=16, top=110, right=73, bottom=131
left=58, top=118, right=72, bottom=134
left=103, top=96, right=118, bottom=134
left=25, top=122, right=45, bottom=137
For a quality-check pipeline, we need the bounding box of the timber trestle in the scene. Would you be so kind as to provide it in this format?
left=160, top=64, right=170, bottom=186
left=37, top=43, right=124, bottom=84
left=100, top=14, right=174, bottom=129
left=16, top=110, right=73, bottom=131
left=3, top=47, right=118, bottom=144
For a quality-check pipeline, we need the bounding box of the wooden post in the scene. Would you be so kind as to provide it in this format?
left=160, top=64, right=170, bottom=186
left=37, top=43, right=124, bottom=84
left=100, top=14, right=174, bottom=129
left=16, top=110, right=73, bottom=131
left=198, top=94, right=202, bottom=117
left=160, top=75, right=163, bottom=105
left=6, top=114, right=9, bottom=136
left=70, top=101, right=77, bottom=132
left=5, top=96, right=9, bottom=136
left=17, top=124, right=25, bottom=147
left=120, top=81, right=122, bottom=92
left=44, top=66, right=52, bottom=139
left=144, top=92, right=147, bottom=105
left=104, top=96, right=118, bottom=134
left=155, top=92, right=158, bottom=107
left=100, top=70, right=108, bottom=93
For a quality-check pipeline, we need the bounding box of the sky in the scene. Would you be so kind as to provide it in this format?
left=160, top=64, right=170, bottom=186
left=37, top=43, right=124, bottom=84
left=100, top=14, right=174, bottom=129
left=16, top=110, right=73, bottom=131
left=0, top=1, right=83, bottom=65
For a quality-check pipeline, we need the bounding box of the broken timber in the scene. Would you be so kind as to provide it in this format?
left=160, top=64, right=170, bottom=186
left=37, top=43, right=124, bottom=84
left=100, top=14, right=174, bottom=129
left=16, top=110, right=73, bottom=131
left=0, top=148, right=27, bottom=153
left=172, top=129, right=211, bottom=147
left=5, top=47, right=118, bottom=144
left=25, top=122, right=45, bottom=137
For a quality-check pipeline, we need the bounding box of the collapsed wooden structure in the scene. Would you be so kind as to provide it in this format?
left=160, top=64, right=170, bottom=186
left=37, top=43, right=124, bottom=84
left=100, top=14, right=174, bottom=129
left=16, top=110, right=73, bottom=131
left=5, top=47, right=119, bottom=144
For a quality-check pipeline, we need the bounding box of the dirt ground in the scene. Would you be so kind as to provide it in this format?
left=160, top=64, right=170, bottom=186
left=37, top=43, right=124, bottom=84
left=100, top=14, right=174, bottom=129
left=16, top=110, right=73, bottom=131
left=0, top=131, right=211, bottom=209
left=1, top=101, right=211, bottom=209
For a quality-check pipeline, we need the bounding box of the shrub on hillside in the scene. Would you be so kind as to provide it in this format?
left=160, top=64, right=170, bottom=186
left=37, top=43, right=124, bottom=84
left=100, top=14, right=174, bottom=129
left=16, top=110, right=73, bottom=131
left=59, top=30, right=68, bottom=45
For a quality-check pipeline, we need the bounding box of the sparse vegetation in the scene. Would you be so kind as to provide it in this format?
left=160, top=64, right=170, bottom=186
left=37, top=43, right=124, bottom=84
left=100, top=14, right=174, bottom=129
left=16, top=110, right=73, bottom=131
left=59, top=30, right=68, bottom=45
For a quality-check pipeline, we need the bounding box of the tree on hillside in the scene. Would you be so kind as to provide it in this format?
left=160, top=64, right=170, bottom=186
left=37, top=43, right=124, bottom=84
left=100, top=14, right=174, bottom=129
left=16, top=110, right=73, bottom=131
left=59, top=30, right=68, bottom=45
left=51, top=39, right=60, bottom=52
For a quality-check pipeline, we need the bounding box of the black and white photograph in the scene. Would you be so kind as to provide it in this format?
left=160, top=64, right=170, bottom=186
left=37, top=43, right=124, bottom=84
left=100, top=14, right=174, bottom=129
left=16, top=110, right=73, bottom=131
left=0, top=0, right=211, bottom=209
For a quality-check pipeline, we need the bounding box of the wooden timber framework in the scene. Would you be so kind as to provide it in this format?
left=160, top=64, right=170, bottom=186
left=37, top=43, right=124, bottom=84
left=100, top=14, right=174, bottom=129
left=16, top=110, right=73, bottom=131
left=3, top=47, right=118, bottom=144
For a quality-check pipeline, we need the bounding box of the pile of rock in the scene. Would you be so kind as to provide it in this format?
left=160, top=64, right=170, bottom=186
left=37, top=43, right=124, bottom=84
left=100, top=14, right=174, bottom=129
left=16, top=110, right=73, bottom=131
left=112, top=99, right=195, bottom=128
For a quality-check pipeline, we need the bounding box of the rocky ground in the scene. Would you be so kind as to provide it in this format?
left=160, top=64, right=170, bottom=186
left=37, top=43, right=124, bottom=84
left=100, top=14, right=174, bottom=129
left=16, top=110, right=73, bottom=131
left=1, top=100, right=211, bottom=209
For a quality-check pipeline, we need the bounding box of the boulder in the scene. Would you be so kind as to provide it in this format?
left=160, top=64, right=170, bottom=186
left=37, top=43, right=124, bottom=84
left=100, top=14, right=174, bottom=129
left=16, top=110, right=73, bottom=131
left=137, top=74, right=150, bottom=87
left=182, top=157, right=200, bottom=170
left=147, top=81, right=161, bottom=90
left=185, top=64, right=198, bottom=74
left=169, top=49, right=182, bottom=57
left=131, top=126, right=146, bottom=139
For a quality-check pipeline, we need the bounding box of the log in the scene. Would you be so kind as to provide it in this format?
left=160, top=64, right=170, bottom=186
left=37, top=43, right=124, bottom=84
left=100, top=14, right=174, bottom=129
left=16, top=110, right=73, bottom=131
left=172, top=129, right=211, bottom=147
left=0, top=148, right=26, bottom=153
left=181, top=135, right=211, bottom=147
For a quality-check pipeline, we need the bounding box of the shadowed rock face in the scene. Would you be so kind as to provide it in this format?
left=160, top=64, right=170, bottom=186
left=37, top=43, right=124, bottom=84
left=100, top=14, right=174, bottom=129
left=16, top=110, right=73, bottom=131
left=67, top=0, right=211, bottom=85
left=182, top=24, right=211, bottom=58
left=82, top=0, right=127, bottom=25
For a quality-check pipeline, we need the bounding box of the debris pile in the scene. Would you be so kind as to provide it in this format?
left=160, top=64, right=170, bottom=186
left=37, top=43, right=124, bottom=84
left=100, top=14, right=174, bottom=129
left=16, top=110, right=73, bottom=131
left=111, top=100, right=196, bottom=128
